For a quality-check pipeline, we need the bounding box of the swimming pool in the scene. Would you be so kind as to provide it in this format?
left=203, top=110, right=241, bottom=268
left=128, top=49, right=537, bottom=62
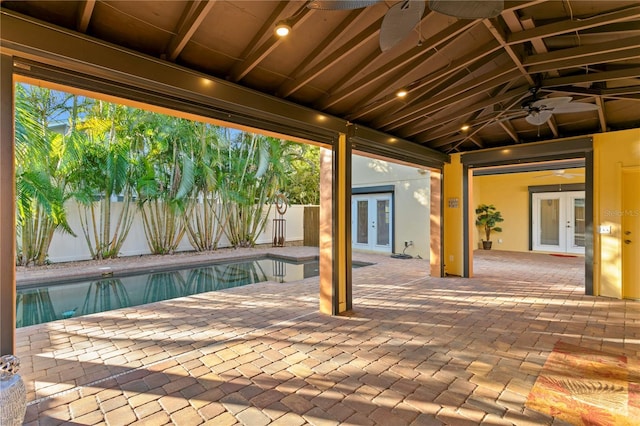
left=16, top=257, right=335, bottom=328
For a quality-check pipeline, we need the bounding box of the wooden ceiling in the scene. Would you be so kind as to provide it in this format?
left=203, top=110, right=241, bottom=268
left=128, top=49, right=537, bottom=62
left=2, top=0, right=639, bottom=154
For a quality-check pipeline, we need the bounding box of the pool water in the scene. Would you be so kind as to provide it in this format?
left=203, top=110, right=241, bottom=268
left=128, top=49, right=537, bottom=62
left=16, top=257, right=323, bottom=328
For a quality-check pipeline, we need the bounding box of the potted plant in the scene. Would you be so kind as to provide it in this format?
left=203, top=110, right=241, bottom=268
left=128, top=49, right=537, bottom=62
left=475, top=204, right=503, bottom=250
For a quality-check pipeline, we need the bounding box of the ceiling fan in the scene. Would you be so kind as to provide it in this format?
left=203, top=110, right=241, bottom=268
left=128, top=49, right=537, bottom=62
left=307, top=1, right=504, bottom=51
left=503, top=88, right=600, bottom=126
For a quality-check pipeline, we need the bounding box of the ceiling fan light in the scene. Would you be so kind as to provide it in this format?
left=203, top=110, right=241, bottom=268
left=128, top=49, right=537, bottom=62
left=275, top=21, right=291, bottom=37
left=525, top=110, right=553, bottom=126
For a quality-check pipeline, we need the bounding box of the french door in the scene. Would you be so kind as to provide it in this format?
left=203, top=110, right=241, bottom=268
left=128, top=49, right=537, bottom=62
left=352, top=193, right=392, bottom=253
left=532, top=191, right=585, bottom=254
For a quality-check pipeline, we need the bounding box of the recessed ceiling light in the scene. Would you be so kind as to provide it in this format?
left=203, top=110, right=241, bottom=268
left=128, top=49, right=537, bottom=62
left=275, top=21, right=291, bottom=37
left=461, top=124, right=470, bottom=131
left=396, top=89, right=408, bottom=98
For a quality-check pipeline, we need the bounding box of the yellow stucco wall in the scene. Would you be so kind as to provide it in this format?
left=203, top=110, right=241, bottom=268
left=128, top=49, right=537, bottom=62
left=473, top=169, right=585, bottom=252
left=593, top=128, right=640, bottom=298
left=444, top=154, right=465, bottom=276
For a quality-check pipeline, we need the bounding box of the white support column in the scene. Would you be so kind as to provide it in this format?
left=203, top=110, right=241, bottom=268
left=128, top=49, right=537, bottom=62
left=0, top=54, right=16, bottom=355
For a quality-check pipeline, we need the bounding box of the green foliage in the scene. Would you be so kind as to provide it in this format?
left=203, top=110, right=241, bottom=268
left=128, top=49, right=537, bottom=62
left=475, top=204, right=504, bottom=241
left=15, top=84, right=311, bottom=263
left=132, top=113, right=195, bottom=254
left=15, top=84, right=77, bottom=266
left=283, top=144, right=320, bottom=205
left=182, top=122, right=226, bottom=251
left=219, top=130, right=291, bottom=248
left=69, top=100, right=136, bottom=259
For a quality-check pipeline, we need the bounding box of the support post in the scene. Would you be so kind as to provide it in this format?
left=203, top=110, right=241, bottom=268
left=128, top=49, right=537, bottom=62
left=0, top=54, right=16, bottom=355
left=319, top=133, right=352, bottom=315
left=443, top=154, right=471, bottom=277
left=430, top=170, right=444, bottom=277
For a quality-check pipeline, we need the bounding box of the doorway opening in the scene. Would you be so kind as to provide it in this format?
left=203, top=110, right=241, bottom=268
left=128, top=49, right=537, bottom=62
left=532, top=191, right=586, bottom=254
left=352, top=193, right=393, bottom=253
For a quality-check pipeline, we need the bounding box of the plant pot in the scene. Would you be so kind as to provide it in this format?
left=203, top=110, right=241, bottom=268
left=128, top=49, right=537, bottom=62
left=482, top=240, right=493, bottom=250
left=0, top=355, right=27, bottom=426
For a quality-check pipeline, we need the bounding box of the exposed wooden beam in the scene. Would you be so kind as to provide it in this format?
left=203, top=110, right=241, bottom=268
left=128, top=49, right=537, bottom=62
left=276, top=9, right=364, bottom=98
left=595, top=96, right=607, bottom=132
left=374, top=68, right=523, bottom=130
left=76, top=0, right=95, bottom=33
left=508, top=5, right=640, bottom=45
left=539, top=84, right=640, bottom=100
left=425, top=91, right=529, bottom=149
left=277, top=15, right=384, bottom=98
left=468, top=135, right=485, bottom=148
left=400, top=86, right=527, bottom=138
left=544, top=20, right=640, bottom=43
left=349, top=38, right=501, bottom=121
left=498, top=119, right=520, bottom=142
left=524, top=35, right=640, bottom=75
left=230, top=3, right=312, bottom=82
left=165, top=0, right=216, bottom=62
left=519, top=15, right=559, bottom=78
left=416, top=112, right=502, bottom=142
left=529, top=49, right=640, bottom=74
left=352, top=48, right=502, bottom=122
left=315, top=19, right=475, bottom=111
left=525, top=35, right=640, bottom=67
left=547, top=114, right=559, bottom=138
left=542, top=67, right=640, bottom=87
left=483, top=18, right=534, bottom=86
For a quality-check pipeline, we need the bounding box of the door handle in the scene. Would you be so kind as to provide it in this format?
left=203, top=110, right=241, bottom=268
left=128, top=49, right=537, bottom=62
left=625, top=239, right=632, bottom=244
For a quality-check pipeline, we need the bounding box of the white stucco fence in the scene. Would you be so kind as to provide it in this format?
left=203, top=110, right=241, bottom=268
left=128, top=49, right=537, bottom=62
left=45, top=202, right=306, bottom=263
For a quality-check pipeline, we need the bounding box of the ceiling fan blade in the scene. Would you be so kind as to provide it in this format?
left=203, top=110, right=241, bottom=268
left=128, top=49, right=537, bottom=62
left=307, top=0, right=381, bottom=10
left=530, top=97, right=572, bottom=111
left=379, top=0, right=425, bottom=52
left=525, top=110, right=553, bottom=126
left=429, top=0, right=503, bottom=19
left=551, top=102, right=600, bottom=113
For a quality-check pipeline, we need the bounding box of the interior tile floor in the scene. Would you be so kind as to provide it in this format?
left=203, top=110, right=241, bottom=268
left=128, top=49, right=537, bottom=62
left=14, top=248, right=639, bottom=425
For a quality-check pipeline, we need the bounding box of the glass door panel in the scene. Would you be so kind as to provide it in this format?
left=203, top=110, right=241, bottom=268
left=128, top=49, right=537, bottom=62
left=376, top=199, right=390, bottom=246
left=356, top=200, right=368, bottom=244
left=540, top=198, right=560, bottom=245
left=572, top=197, right=585, bottom=248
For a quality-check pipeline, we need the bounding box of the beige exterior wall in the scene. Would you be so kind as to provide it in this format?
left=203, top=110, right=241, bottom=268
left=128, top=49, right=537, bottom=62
left=352, top=155, right=430, bottom=260
left=473, top=169, right=585, bottom=252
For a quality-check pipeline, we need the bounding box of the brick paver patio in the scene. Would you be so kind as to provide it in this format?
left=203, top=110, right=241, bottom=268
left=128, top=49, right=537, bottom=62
left=14, top=248, right=640, bottom=425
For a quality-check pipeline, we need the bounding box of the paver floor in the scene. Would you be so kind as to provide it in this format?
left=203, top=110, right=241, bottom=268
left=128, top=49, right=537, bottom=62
left=14, top=248, right=640, bottom=425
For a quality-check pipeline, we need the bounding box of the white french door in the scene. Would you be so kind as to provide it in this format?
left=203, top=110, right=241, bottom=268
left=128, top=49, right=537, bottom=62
left=352, top=193, right=392, bottom=253
left=532, top=191, right=585, bottom=254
